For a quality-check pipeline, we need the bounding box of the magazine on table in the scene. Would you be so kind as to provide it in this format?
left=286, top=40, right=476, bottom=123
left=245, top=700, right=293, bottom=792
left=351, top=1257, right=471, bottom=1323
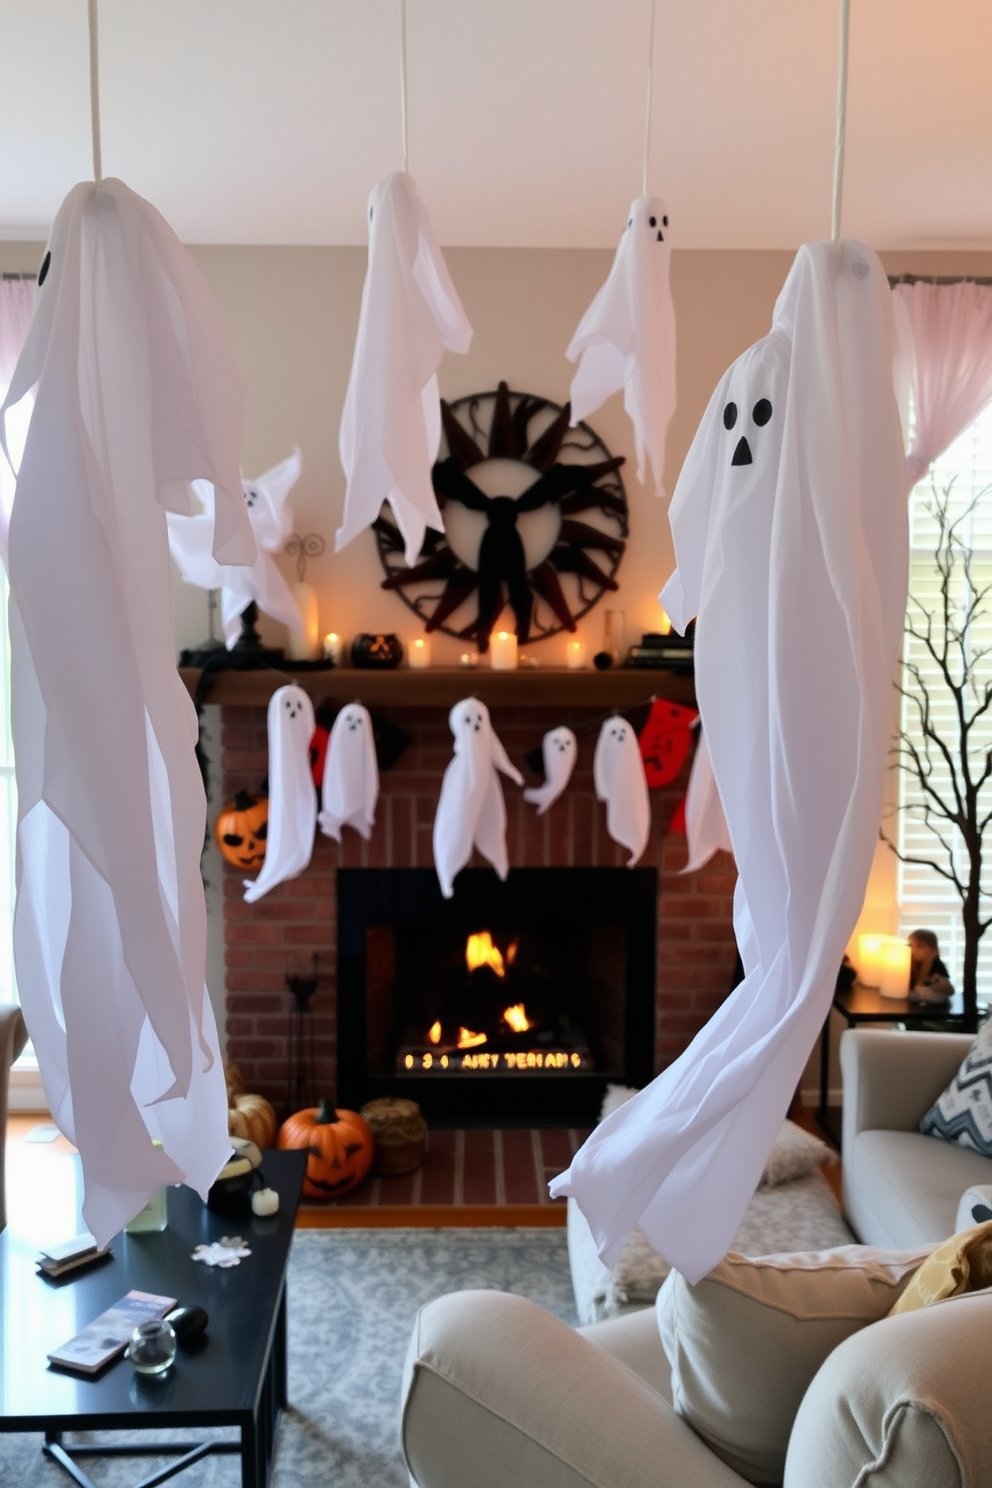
left=47, top=1289, right=177, bottom=1374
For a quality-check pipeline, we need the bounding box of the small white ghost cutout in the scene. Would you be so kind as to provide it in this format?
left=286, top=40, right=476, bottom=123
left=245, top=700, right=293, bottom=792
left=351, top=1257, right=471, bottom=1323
left=318, top=703, right=379, bottom=842
left=244, top=685, right=316, bottom=903
left=433, top=698, right=524, bottom=899
left=593, top=717, right=651, bottom=867
left=567, top=195, right=676, bottom=496
left=168, top=449, right=304, bottom=646
left=336, top=173, right=473, bottom=567
left=523, top=727, right=577, bottom=815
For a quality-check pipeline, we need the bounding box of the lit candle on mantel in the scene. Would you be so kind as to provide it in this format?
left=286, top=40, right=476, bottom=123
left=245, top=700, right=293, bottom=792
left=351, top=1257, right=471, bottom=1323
left=566, top=639, right=585, bottom=670
left=657, top=605, right=673, bottom=637
left=489, top=631, right=518, bottom=671
left=287, top=581, right=320, bottom=660
left=409, top=636, right=431, bottom=669
left=322, top=632, right=344, bottom=666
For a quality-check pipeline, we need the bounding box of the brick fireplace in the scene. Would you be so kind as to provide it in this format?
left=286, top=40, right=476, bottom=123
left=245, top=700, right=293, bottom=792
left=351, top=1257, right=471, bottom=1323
left=218, top=689, right=738, bottom=1118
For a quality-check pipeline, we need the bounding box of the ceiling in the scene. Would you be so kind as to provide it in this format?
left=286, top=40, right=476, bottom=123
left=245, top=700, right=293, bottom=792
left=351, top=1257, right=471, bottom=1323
left=2, top=0, right=991, bottom=251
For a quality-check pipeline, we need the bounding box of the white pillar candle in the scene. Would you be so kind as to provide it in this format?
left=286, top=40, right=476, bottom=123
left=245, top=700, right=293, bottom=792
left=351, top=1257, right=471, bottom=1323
left=409, top=637, right=431, bottom=669
left=287, top=581, right=320, bottom=660
left=566, top=639, right=585, bottom=670
left=878, top=938, right=912, bottom=999
left=857, top=934, right=886, bottom=988
left=489, top=631, right=518, bottom=670
left=322, top=631, right=344, bottom=666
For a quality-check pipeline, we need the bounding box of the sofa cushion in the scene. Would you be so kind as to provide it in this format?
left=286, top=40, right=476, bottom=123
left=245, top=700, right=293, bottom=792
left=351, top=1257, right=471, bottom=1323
left=656, top=1245, right=928, bottom=1485
left=889, top=1218, right=992, bottom=1314
left=844, top=1128, right=992, bottom=1248
left=784, top=1290, right=992, bottom=1488
left=919, top=1017, right=992, bottom=1155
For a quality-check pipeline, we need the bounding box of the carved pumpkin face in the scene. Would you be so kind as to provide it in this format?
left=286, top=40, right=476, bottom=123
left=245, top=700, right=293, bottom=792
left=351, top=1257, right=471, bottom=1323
left=214, top=790, right=269, bottom=870
left=276, top=1100, right=374, bottom=1199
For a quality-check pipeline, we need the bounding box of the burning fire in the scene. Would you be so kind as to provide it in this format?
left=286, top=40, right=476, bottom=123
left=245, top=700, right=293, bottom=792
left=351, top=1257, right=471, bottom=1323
left=457, top=1027, right=487, bottom=1049
left=465, top=930, right=505, bottom=977
left=427, top=1020, right=442, bottom=1045
left=502, top=1003, right=534, bottom=1034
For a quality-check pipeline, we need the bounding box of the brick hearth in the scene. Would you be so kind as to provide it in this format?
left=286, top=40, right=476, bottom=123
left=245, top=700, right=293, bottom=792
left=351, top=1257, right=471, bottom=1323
left=220, top=702, right=738, bottom=1114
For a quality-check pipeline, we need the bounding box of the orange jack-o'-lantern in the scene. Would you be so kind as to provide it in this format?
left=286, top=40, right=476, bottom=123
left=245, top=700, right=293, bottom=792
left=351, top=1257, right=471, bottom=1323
left=277, top=1100, right=374, bottom=1199
left=214, top=790, right=269, bottom=871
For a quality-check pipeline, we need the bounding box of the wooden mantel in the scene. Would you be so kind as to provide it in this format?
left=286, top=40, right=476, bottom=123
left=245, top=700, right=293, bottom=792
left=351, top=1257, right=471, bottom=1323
left=179, top=665, right=695, bottom=710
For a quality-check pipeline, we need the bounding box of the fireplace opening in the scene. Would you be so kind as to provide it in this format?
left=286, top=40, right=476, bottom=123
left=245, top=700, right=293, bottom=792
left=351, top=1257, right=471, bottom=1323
left=337, top=867, right=656, bottom=1124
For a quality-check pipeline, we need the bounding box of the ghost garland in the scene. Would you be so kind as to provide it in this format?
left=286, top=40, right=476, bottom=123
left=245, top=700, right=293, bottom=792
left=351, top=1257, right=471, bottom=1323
left=523, top=727, right=577, bottom=815
left=169, top=449, right=305, bottom=646
left=319, top=703, right=380, bottom=842
left=243, top=685, right=317, bottom=903
left=336, top=172, right=473, bottom=568
left=0, top=178, right=256, bottom=1246
left=594, top=717, right=651, bottom=866
left=567, top=196, right=676, bottom=496
left=552, top=240, right=909, bottom=1284
left=433, top=698, right=524, bottom=899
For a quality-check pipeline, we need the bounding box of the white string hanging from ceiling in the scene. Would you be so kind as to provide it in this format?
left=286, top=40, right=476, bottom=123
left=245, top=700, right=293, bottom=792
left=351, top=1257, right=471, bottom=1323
left=565, top=0, right=676, bottom=498
left=399, top=0, right=410, bottom=174
left=831, top=0, right=851, bottom=242
left=87, top=0, right=103, bottom=182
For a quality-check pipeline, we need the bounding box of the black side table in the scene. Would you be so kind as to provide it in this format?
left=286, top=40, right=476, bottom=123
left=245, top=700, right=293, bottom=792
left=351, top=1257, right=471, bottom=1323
left=817, top=983, right=967, bottom=1148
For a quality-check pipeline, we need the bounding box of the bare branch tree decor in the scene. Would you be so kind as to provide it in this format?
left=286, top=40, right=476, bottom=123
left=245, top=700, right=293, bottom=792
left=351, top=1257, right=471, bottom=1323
left=882, top=481, right=992, bottom=1030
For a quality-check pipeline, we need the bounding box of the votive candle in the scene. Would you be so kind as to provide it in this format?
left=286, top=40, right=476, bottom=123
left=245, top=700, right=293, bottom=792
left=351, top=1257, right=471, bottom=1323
left=566, top=639, right=585, bottom=670
left=490, top=631, right=518, bottom=670
left=322, top=632, right=344, bottom=666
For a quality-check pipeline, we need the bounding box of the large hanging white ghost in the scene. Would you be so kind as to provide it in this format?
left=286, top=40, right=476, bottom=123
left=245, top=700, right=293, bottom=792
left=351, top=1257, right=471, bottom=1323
left=243, top=685, right=316, bottom=903
left=593, top=717, right=651, bottom=866
left=0, top=178, right=256, bottom=1246
left=552, top=241, right=908, bottom=1283
left=523, top=726, right=577, bottom=815
left=433, top=698, right=524, bottom=899
left=336, top=173, right=473, bottom=567
left=318, top=703, right=379, bottom=842
left=168, top=449, right=305, bottom=646
left=567, top=196, right=676, bottom=496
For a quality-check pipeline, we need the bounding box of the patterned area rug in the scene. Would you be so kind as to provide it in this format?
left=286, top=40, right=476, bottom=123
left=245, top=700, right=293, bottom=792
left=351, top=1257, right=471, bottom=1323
left=0, top=1228, right=576, bottom=1488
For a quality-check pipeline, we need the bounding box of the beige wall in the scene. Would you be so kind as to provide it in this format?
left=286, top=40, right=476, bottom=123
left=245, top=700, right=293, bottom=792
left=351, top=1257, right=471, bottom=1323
left=4, top=237, right=991, bottom=1083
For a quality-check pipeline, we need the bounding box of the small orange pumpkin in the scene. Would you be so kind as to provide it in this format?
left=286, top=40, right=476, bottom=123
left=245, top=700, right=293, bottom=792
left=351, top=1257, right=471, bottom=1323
left=277, top=1100, right=374, bottom=1199
left=224, top=1059, right=246, bottom=1098
left=228, top=1090, right=278, bottom=1148
left=214, top=790, right=269, bottom=871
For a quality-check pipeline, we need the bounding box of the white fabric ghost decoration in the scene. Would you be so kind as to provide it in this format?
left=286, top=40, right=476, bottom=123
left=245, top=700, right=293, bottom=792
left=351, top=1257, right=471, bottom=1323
left=0, top=178, right=256, bottom=1246
left=552, top=241, right=908, bottom=1283
left=567, top=196, right=676, bottom=496
left=681, top=729, right=733, bottom=874
left=336, top=173, right=473, bottom=568
left=168, top=449, right=304, bottom=646
left=244, top=685, right=317, bottom=903
left=523, top=726, right=577, bottom=815
left=318, top=703, right=379, bottom=842
left=593, top=717, right=651, bottom=866
left=433, top=698, right=524, bottom=899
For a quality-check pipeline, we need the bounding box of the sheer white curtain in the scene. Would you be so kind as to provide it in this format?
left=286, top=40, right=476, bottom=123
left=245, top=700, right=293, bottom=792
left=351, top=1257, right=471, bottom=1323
left=0, top=278, right=34, bottom=1016
left=892, top=279, right=992, bottom=481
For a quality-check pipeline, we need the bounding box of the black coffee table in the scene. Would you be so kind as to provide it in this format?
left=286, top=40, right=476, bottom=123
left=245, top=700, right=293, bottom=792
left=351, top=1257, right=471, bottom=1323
left=0, top=1148, right=306, bottom=1488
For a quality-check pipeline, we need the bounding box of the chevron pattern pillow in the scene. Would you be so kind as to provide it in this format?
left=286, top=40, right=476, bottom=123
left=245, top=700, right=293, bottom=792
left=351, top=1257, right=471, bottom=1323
left=919, top=1016, right=992, bottom=1156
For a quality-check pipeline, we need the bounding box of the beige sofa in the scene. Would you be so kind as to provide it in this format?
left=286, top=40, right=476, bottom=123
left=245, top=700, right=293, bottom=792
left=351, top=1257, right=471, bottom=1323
left=402, top=1280, right=992, bottom=1488
left=841, top=1028, right=992, bottom=1247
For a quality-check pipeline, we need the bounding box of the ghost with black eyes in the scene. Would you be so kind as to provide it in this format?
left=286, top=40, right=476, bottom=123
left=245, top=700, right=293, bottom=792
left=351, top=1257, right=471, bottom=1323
left=552, top=240, right=909, bottom=1285
left=523, top=726, right=577, bottom=815
left=244, top=685, right=317, bottom=903
left=593, top=717, right=651, bottom=866
left=318, top=703, right=379, bottom=842
left=433, top=697, right=524, bottom=899
left=168, top=449, right=305, bottom=647
left=567, top=195, right=676, bottom=496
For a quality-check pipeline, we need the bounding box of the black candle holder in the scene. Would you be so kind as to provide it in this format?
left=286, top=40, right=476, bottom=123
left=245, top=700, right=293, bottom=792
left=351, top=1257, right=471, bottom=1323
left=285, top=953, right=319, bottom=1114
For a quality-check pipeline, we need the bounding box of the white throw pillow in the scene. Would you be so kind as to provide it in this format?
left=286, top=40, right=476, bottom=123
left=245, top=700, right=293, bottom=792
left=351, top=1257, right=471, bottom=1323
left=656, top=1245, right=930, bottom=1485
left=919, top=1014, right=992, bottom=1156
